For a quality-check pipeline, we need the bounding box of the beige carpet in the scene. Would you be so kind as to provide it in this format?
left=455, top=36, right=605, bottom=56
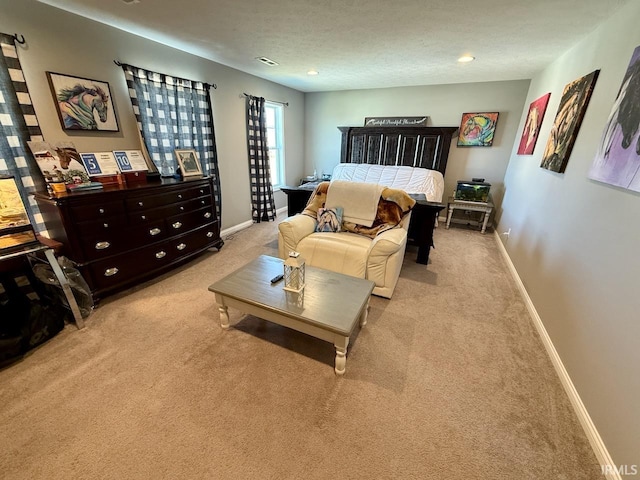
left=0, top=217, right=603, bottom=479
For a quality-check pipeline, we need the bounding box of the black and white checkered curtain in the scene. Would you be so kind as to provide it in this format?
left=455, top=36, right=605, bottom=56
left=121, top=64, right=221, bottom=224
left=246, top=95, right=276, bottom=222
left=0, top=33, right=46, bottom=233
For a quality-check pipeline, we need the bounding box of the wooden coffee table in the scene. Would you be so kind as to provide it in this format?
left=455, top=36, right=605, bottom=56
left=208, top=255, right=375, bottom=375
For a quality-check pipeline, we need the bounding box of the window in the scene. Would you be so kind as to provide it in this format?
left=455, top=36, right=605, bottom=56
left=264, top=101, right=285, bottom=189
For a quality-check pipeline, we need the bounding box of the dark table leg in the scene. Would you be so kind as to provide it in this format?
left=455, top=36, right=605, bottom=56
left=409, top=202, right=445, bottom=265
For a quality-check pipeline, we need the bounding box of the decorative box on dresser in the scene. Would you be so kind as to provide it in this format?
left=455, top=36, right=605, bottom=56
left=35, top=178, right=223, bottom=302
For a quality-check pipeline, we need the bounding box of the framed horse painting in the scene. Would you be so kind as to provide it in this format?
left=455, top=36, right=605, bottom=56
left=46, top=72, right=119, bottom=132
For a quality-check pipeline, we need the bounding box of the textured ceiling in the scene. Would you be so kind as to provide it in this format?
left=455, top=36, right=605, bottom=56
left=38, top=0, right=630, bottom=92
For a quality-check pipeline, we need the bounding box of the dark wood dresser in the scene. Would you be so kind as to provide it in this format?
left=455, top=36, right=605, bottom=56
left=35, top=178, right=223, bottom=301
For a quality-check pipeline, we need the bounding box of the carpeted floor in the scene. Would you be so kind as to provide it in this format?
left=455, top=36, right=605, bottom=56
left=0, top=217, right=603, bottom=479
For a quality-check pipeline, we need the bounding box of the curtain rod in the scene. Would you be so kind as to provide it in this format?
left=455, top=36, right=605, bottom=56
left=113, top=60, right=217, bottom=89
left=242, top=92, right=289, bottom=107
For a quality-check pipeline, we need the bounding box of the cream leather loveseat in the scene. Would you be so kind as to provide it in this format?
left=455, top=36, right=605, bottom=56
left=278, top=178, right=415, bottom=299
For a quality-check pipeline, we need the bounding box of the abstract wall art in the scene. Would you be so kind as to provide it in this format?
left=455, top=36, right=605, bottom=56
left=457, top=112, right=499, bottom=147
left=517, top=93, right=551, bottom=155
left=540, top=70, right=599, bottom=173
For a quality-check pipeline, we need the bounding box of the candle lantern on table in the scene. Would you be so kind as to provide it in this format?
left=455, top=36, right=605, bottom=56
left=283, top=251, right=305, bottom=293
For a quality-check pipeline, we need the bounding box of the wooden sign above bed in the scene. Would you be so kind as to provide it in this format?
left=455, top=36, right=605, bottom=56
left=364, top=116, right=429, bottom=127
left=338, top=126, right=458, bottom=177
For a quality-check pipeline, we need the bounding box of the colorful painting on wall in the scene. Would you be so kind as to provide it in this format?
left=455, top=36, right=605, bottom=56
left=457, top=112, right=499, bottom=147
left=540, top=70, right=599, bottom=173
left=517, top=93, right=551, bottom=155
left=588, top=46, right=640, bottom=191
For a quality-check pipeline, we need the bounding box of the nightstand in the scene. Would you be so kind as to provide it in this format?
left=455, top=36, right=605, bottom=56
left=445, top=196, right=494, bottom=233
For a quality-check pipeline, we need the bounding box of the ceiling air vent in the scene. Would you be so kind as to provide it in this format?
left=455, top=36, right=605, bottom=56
left=256, top=57, right=279, bottom=67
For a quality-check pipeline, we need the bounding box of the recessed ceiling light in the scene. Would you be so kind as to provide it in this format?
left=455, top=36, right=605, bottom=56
left=256, top=57, right=279, bottom=67
left=307, top=70, right=319, bottom=76
left=458, top=55, right=475, bottom=63
left=121, top=0, right=140, bottom=4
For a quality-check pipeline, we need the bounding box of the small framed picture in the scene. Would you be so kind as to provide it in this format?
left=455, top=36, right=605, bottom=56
left=174, top=149, right=203, bottom=178
left=46, top=72, right=119, bottom=132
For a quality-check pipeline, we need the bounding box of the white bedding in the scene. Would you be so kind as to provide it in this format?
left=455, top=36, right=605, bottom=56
left=331, top=164, right=445, bottom=202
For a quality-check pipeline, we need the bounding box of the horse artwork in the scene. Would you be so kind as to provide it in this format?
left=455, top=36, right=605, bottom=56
left=46, top=72, right=119, bottom=132
left=27, top=140, right=89, bottom=185
left=589, top=45, right=640, bottom=192
left=457, top=112, right=499, bottom=147
left=541, top=69, right=599, bottom=174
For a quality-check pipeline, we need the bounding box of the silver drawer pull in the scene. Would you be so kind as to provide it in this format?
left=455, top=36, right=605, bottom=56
left=95, top=241, right=110, bottom=250
left=103, top=223, right=109, bottom=228
left=155, top=251, right=167, bottom=259
left=141, top=215, right=146, bottom=220
left=176, top=243, right=187, bottom=251
left=204, top=212, right=212, bottom=219
left=172, top=221, right=182, bottom=229
left=99, top=208, right=105, bottom=214
left=199, top=189, right=204, bottom=194
left=179, top=206, right=185, bottom=211
left=149, top=227, right=161, bottom=236
left=201, top=200, right=205, bottom=205
left=138, top=201, right=144, bottom=207
left=104, top=267, right=119, bottom=277
left=206, top=231, right=213, bottom=238
left=178, top=194, right=183, bottom=199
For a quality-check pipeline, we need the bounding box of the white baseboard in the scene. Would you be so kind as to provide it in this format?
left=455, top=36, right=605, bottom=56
left=493, top=231, right=620, bottom=480
left=220, top=207, right=288, bottom=239
left=220, top=220, right=253, bottom=238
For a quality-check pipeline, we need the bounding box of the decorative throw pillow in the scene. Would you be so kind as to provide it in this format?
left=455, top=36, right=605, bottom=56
left=315, top=207, right=343, bottom=232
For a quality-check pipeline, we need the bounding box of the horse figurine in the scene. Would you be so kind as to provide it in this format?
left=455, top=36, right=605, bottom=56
left=57, top=84, right=110, bottom=130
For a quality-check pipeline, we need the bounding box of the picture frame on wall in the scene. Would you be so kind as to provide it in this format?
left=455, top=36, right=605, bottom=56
left=588, top=46, right=640, bottom=191
left=174, top=149, right=203, bottom=178
left=46, top=72, right=119, bottom=132
left=517, top=93, right=551, bottom=155
left=540, top=69, right=600, bottom=173
left=457, top=112, right=499, bottom=147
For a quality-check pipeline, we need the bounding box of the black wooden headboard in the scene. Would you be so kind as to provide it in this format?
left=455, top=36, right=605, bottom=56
left=338, top=126, right=458, bottom=177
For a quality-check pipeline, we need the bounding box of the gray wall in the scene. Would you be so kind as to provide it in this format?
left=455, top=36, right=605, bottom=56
left=304, top=80, right=530, bottom=214
left=0, top=0, right=306, bottom=230
left=499, top=0, right=640, bottom=467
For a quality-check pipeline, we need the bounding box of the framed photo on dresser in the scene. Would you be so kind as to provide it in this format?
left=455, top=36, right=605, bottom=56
left=174, top=149, right=203, bottom=178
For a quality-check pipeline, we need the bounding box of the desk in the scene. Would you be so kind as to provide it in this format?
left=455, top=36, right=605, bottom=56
left=280, top=184, right=316, bottom=217
left=0, top=242, right=85, bottom=329
left=445, top=197, right=494, bottom=234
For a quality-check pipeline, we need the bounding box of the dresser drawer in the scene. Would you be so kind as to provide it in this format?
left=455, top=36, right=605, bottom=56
left=88, top=241, right=180, bottom=292
left=80, top=220, right=167, bottom=260
left=125, top=184, right=211, bottom=211
left=75, top=216, right=127, bottom=236
left=165, top=207, right=215, bottom=235
left=128, top=204, right=174, bottom=223
left=69, top=201, right=125, bottom=222
left=164, top=196, right=212, bottom=217
left=168, top=222, right=219, bottom=257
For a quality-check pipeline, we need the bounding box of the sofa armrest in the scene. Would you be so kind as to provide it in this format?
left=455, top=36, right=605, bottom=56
left=278, top=214, right=316, bottom=258
left=368, top=226, right=408, bottom=258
